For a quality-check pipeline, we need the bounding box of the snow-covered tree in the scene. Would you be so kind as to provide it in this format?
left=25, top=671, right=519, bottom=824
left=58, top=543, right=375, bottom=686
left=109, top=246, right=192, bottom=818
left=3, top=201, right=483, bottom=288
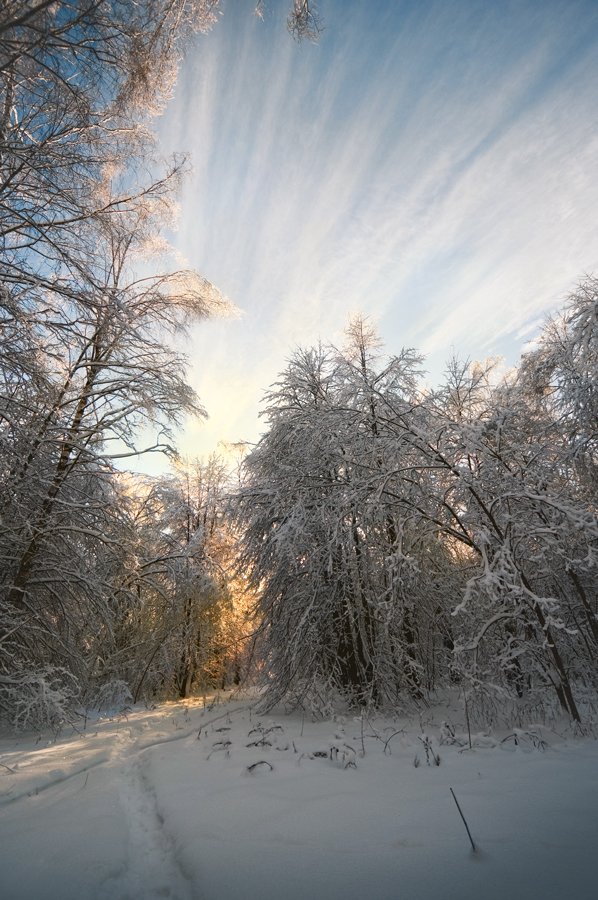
left=0, top=1, right=228, bottom=727
left=236, top=323, right=456, bottom=711
left=236, top=294, right=598, bottom=723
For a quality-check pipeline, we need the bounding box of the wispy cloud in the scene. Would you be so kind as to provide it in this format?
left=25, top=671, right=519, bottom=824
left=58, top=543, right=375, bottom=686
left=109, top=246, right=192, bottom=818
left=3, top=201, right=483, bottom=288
left=154, top=0, right=598, bottom=460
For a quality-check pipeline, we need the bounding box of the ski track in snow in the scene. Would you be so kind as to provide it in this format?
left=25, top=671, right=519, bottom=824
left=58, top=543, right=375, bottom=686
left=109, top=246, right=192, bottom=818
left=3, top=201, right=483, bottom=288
left=92, top=705, right=247, bottom=899
left=97, top=752, right=196, bottom=900
left=0, top=718, right=202, bottom=809
left=0, top=701, right=251, bottom=900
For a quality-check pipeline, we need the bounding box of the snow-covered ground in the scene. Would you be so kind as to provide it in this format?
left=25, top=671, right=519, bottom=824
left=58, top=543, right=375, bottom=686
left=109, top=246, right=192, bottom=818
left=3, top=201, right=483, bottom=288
left=0, top=692, right=596, bottom=900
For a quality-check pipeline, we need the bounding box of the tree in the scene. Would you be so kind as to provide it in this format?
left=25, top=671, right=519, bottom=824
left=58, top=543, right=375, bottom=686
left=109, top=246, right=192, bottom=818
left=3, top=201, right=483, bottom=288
left=0, top=1, right=227, bottom=726
left=113, top=456, right=248, bottom=704
left=235, top=323, right=454, bottom=711
left=0, top=0, right=329, bottom=728
left=286, top=1, right=323, bottom=41
left=235, top=294, right=597, bottom=724
left=0, top=201, right=228, bottom=722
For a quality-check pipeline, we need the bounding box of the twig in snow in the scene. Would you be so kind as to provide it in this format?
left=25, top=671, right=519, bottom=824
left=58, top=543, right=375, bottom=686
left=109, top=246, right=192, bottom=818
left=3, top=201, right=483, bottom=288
left=246, top=760, right=273, bottom=774
left=418, top=735, right=440, bottom=765
left=263, top=724, right=284, bottom=735
left=450, top=787, right=476, bottom=852
left=382, top=729, right=405, bottom=755
left=197, top=705, right=248, bottom=740
left=464, top=695, right=472, bottom=750
left=364, top=714, right=384, bottom=745
left=341, top=743, right=357, bottom=768
left=207, top=740, right=232, bottom=759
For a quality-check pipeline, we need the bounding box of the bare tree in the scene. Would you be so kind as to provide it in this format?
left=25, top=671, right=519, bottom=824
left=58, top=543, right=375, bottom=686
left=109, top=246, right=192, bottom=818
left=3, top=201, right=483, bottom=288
left=287, top=1, right=323, bottom=42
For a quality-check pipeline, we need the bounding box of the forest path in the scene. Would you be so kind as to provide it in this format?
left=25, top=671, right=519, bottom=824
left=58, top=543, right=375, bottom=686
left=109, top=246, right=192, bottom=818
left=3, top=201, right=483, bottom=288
left=0, top=695, right=250, bottom=900
left=0, top=698, right=249, bottom=808
left=97, top=752, right=196, bottom=900
left=92, top=703, right=252, bottom=900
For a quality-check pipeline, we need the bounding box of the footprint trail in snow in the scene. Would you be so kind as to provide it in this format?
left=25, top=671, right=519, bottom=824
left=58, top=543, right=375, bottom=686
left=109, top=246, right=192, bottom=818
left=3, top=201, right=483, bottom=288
left=98, top=755, right=194, bottom=900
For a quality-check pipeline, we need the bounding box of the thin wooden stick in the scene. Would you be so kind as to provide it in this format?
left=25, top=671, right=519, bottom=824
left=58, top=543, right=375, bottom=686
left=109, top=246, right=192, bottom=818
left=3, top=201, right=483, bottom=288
left=464, top=695, right=472, bottom=749
left=450, top=787, right=476, bottom=852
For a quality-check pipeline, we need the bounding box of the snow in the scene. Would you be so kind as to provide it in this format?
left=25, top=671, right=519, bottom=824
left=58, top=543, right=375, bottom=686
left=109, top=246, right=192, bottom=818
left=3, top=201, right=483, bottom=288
left=0, top=693, right=597, bottom=899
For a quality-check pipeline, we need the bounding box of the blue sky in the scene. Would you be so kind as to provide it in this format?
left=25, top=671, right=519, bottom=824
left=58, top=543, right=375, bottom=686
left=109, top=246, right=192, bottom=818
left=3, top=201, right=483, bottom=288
left=152, top=0, right=598, bottom=466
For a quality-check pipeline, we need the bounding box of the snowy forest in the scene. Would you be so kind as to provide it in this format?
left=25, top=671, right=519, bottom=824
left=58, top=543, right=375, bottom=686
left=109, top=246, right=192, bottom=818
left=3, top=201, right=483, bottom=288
left=1, top=0, right=597, bottom=735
